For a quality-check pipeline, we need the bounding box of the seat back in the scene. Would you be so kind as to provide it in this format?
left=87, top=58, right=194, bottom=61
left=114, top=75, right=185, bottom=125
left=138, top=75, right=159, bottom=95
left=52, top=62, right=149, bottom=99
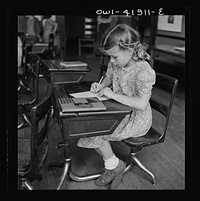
left=150, top=72, right=178, bottom=143
left=18, top=32, right=33, bottom=68
left=48, top=33, right=54, bottom=59
left=40, top=33, right=55, bottom=60
left=18, top=55, right=41, bottom=106
left=99, top=54, right=109, bottom=79
left=28, top=55, right=41, bottom=104
left=28, top=84, right=53, bottom=180
left=18, top=32, right=27, bottom=68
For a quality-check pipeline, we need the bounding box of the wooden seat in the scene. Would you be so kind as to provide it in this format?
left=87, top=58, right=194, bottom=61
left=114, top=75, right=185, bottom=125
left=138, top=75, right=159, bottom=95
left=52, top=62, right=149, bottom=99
left=123, top=72, right=178, bottom=185
left=18, top=32, right=33, bottom=92
left=18, top=84, right=53, bottom=190
left=18, top=55, right=41, bottom=129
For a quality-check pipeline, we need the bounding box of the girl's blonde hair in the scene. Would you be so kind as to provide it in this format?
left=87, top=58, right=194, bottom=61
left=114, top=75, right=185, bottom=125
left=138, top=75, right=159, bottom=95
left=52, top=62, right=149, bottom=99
left=100, top=23, right=150, bottom=62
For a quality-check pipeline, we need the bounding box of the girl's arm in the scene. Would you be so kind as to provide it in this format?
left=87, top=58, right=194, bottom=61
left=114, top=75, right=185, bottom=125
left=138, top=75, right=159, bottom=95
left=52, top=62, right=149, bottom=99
left=100, top=76, right=112, bottom=88
left=103, top=87, right=150, bottom=110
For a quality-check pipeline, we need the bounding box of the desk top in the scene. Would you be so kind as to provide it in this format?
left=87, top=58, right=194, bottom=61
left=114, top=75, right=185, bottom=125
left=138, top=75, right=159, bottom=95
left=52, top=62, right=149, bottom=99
left=54, top=82, right=132, bottom=117
left=25, top=36, right=38, bottom=45
left=41, top=60, right=91, bottom=72
left=29, top=45, right=48, bottom=54
left=150, top=44, right=185, bottom=58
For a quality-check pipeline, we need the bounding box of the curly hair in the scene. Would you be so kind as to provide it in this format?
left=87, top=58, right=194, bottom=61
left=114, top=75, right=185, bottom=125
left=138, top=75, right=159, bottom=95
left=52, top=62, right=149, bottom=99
left=100, top=24, right=150, bottom=62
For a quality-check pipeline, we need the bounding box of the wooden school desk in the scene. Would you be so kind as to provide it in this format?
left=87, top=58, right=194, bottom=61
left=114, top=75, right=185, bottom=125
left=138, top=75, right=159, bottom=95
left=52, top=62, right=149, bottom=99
left=40, top=59, right=90, bottom=86
left=25, top=36, right=38, bottom=45
left=48, top=82, right=133, bottom=190
left=29, top=43, right=49, bottom=55
left=150, top=44, right=185, bottom=67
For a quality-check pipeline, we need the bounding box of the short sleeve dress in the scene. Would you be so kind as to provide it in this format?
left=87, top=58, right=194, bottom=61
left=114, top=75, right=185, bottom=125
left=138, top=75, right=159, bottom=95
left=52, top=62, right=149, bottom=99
left=77, top=60, right=156, bottom=148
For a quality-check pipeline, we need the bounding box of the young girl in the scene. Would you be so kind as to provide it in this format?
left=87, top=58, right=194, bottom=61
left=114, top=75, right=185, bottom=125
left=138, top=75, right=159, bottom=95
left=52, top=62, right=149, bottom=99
left=77, top=24, right=156, bottom=189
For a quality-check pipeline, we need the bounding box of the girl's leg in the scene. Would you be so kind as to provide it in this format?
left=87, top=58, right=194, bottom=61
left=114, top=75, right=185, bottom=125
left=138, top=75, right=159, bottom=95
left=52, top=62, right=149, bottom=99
left=78, top=137, right=126, bottom=189
left=95, top=141, right=114, bottom=159
left=95, top=141, right=119, bottom=170
left=95, top=141, right=126, bottom=189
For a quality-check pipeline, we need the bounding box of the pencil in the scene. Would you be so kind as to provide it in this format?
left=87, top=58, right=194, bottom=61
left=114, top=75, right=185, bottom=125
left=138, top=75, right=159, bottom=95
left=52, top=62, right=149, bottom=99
left=98, top=76, right=104, bottom=84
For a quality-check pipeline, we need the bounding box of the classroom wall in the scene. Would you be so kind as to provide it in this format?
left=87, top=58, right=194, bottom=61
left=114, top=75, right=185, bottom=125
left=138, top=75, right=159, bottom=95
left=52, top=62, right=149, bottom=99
left=155, top=36, right=185, bottom=47
left=65, top=16, right=85, bottom=40
left=155, top=15, right=185, bottom=47
left=117, top=16, right=133, bottom=26
left=18, top=16, right=27, bottom=33
left=154, top=15, right=185, bottom=65
left=157, top=15, right=185, bottom=39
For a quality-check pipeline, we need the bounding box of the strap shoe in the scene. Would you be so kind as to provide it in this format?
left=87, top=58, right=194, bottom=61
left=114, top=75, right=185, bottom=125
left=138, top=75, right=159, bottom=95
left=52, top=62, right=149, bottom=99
left=96, top=160, right=126, bottom=187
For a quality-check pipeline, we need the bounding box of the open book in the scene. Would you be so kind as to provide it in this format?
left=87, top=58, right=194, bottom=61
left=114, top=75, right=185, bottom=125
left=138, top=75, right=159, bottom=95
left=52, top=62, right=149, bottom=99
left=70, top=91, right=109, bottom=101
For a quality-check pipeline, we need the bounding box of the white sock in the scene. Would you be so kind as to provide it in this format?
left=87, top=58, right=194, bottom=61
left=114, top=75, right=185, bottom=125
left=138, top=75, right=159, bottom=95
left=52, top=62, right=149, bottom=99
left=104, top=154, right=119, bottom=170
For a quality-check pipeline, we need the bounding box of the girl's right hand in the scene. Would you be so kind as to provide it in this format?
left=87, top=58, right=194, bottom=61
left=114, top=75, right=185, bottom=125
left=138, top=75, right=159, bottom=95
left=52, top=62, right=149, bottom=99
left=90, top=82, right=103, bottom=93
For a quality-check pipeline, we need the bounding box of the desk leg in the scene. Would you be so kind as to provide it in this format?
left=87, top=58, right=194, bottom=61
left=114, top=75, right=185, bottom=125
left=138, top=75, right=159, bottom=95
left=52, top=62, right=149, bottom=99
left=47, top=140, right=71, bottom=190
left=18, top=116, right=25, bottom=129
left=57, top=159, right=70, bottom=190
left=69, top=170, right=101, bottom=182
left=18, top=112, right=31, bottom=129
left=19, top=79, right=31, bottom=91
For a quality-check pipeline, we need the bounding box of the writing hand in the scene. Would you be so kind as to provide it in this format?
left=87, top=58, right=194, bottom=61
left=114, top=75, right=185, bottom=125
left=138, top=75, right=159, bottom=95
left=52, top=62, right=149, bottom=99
left=90, top=82, right=103, bottom=93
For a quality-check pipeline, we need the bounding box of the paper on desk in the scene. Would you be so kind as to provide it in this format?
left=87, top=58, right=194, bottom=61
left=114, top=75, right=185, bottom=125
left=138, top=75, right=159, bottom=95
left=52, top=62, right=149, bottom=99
left=70, top=91, right=109, bottom=101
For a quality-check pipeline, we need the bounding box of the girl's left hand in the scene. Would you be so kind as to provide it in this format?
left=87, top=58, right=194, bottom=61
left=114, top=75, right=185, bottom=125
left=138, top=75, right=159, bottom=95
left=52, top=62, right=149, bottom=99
left=97, top=87, right=115, bottom=99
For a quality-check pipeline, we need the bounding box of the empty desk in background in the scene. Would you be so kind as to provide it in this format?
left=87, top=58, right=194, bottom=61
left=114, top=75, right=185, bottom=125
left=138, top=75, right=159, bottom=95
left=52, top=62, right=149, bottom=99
left=29, top=43, right=49, bottom=55
left=150, top=44, right=185, bottom=67
left=49, top=82, right=133, bottom=189
left=25, top=36, right=38, bottom=45
left=40, top=60, right=90, bottom=86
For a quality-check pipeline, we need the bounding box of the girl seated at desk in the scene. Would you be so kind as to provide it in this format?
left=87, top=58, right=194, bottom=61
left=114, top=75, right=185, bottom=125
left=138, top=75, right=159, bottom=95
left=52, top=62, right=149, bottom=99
left=77, top=24, right=156, bottom=189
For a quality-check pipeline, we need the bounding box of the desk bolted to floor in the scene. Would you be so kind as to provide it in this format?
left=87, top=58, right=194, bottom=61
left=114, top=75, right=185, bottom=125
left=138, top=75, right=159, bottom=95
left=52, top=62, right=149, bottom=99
left=150, top=44, right=185, bottom=67
left=48, top=82, right=133, bottom=190
left=40, top=60, right=90, bottom=86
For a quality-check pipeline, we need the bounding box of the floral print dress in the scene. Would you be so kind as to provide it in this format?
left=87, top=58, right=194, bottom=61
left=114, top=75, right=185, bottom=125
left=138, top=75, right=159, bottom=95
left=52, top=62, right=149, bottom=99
left=77, top=60, right=156, bottom=148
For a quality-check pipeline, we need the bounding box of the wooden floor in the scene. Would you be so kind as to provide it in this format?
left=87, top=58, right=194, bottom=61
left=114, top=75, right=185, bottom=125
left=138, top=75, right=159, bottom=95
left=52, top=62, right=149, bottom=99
left=18, top=51, right=186, bottom=190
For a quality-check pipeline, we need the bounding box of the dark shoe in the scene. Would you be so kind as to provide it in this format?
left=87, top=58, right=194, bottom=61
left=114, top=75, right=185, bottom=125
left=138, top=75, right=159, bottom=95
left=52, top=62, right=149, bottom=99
left=110, top=161, right=126, bottom=189
left=96, top=160, right=126, bottom=186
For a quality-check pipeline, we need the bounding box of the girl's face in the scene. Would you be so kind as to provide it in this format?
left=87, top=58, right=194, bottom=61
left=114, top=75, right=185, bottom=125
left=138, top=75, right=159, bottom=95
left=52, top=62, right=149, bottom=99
left=105, top=45, right=133, bottom=68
